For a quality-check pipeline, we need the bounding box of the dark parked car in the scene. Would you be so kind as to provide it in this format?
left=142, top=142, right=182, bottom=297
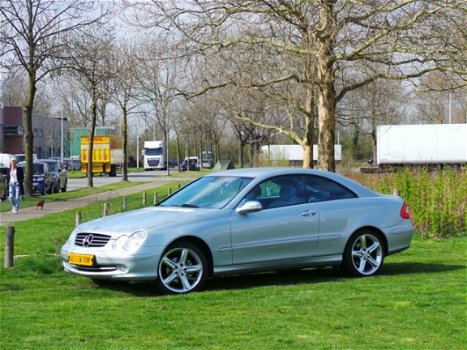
left=40, top=159, right=67, bottom=192
left=27, top=162, right=53, bottom=195
left=181, top=157, right=200, bottom=171
left=61, top=168, right=414, bottom=294
left=0, top=166, right=8, bottom=200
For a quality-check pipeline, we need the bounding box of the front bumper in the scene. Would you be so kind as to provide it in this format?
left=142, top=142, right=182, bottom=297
left=32, top=182, right=45, bottom=193
left=60, top=245, right=163, bottom=281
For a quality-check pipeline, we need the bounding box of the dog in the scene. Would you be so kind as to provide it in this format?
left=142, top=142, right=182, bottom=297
left=36, top=199, right=45, bottom=210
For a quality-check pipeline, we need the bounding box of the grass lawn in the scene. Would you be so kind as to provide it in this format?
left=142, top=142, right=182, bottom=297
left=0, top=191, right=465, bottom=349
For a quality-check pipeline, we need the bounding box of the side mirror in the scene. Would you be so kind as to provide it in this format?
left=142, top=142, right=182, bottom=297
left=236, top=201, right=263, bottom=215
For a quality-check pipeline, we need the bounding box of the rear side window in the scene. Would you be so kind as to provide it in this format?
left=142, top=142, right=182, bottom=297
left=303, top=175, right=357, bottom=202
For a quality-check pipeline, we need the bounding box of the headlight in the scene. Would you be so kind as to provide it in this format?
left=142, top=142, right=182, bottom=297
left=112, top=230, right=147, bottom=253
left=65, top=230, right=77, bottom=246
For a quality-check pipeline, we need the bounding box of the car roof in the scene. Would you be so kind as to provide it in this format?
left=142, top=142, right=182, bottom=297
left=211, top=167, right=378, bottom=197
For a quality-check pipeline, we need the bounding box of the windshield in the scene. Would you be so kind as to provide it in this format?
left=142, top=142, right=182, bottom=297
left=43, top=161, right=57, bottom=171
left=33, top=163, right=45, bottom=175
left=160, top=176, right=253, bottom=209
left=145, top=148, right=162, bottom=156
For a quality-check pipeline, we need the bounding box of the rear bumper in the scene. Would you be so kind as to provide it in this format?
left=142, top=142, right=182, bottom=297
left=385, top=222, right=414, bottom=256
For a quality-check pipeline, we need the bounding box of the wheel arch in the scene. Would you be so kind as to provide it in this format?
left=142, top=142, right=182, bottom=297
left=349, top=226, right=388, bottom=256
left=167, top=236, right=214, bottom=277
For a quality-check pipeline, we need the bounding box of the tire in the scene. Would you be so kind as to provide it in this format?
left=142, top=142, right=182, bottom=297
left=109, top=164, right=117, bottom=177
left=156, top=242, right=208, bottom=294
left=342, top=231, right=385, bottom=277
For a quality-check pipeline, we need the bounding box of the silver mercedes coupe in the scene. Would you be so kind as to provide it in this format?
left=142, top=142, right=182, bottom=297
left=61, top=168, right=414, bottom=294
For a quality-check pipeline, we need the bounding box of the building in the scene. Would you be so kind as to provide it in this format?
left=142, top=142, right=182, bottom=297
left=0, top=105, right=69, bottom=158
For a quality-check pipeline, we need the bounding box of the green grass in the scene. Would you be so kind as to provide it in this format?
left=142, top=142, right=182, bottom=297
left=0, top=189, right=466, bottom=349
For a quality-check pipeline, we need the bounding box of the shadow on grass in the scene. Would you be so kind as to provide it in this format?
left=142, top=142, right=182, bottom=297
left=96, top=261, right=465, bottom=297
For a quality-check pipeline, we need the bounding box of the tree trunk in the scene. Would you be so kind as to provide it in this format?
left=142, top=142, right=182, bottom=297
left=87, top=88, right=97, bottom=187
left=317, top=0, right=337, bottom=172
left=239, top=140, right=244, bottom=168
left=302, top=84, right=315, bottom=169
left=317, top=81, right=336, bottom=172
left=122, top=107, right=128, bottom=182
left=176, top=134, right=181, bottom=172
left=22, top=71, right=36, bottom=196
left=249, top=141, right=254, bottom=167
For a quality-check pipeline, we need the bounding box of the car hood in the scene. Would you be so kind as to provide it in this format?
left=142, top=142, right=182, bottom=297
left=75, top=206, right=214, bottom=237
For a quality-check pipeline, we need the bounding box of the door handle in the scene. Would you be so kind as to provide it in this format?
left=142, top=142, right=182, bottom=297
left=302, top=209, right=317, bottom=217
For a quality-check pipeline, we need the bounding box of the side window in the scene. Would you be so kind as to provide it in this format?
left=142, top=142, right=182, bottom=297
left=303, top=175, right=357, bottom=202
left=242, top=175, right=309, bottom=209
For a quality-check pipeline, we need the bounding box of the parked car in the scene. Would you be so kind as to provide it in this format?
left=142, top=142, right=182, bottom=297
left=0, top=166, right=8, bottom=200
left=25, top=161, right=53, bottom=195
left=181, top=156, right=200, bottom=171
left=42, top=159, right=67, bottom=192
left=61, top=168, right=414, bottom=294
left=63, top=158, right=81, bottom=171
left=169, top=158, right=179, bottom=167
left=38, top=159, right=65, bottom=193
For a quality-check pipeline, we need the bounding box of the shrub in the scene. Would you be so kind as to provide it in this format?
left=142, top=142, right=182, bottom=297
left=353, top=167, right=466, bottom=239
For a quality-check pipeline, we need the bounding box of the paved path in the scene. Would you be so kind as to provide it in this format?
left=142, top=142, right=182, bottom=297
left=0, top=178, right=187, bottom=226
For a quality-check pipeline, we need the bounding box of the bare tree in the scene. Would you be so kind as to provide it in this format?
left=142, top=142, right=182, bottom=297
left=136, top=39, right=180, bottom=172
left=111, top=40, right=141, bottom=181
left=339, top=79, right=405, bottom=163
left=128, top=0, right=466, bottom=171
left=0, top=70, right=52, bottom=115
left=64, top=30, right=115, bottom=187
left=0, top=0, right=105, bottom=195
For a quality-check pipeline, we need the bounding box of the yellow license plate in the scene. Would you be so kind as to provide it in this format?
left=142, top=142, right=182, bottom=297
left=68, top=253, right=95, bottom=267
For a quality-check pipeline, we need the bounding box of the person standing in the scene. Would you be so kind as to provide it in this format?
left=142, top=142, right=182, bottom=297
left=7, top=158, right=24, bottom=213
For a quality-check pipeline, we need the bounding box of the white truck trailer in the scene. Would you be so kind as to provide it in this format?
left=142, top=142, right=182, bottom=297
left=261, top=144, right=342, bottom=165
left=376, top=124, right=467, bottom=166
left=142, top=141, right=166, bottom=170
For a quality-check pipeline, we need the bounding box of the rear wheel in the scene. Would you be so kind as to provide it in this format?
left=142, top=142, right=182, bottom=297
left=342, top=231, right=384, bottom=277
left=156, top=242, right=208, bottom=294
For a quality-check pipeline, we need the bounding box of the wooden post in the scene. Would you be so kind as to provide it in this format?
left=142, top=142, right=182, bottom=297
left=142, top=192, right=147, bottom=207
left=153, top=192, right=158, bottom=205
left=103, top=203, right=109, bottom=216
left=75, top=212, right=81, bottom=227
left=178, top=184, right=181, bottom=190
left=122, top=196, right=127, bottom=212
left=168, top=188, right=172, bottom=196
left=4, top=226, right=15, bottom=268
left=393, top=189, right=400, bottom=196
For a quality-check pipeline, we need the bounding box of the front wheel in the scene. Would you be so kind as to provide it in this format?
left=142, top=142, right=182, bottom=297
left=156, top=242, right=208, bottom=294
left=342, top=231, right=384, bottom=277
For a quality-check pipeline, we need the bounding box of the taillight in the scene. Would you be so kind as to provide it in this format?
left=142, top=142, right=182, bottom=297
left=400, top=202, right=410, bottom=219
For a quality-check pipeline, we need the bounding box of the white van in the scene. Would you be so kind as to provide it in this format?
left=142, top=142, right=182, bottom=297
left=0, top=153, right=14, bottom=167
left=14, top=153, right=38, bottom=162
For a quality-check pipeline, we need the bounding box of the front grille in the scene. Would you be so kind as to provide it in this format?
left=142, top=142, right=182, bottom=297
left=75, top=232, right=111, bottom=248
left=148, top=159, right=160, bottom=166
